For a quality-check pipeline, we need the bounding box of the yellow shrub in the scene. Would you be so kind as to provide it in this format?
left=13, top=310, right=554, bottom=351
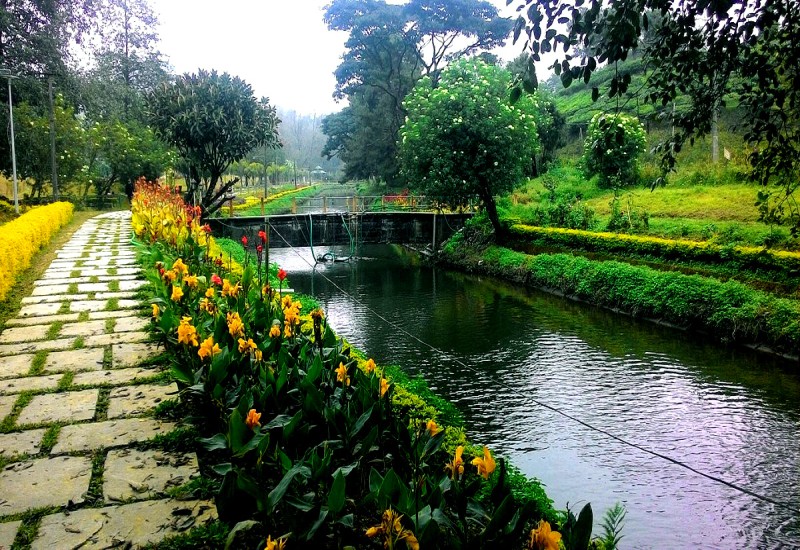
left=0, top=202, right=74, bottom=301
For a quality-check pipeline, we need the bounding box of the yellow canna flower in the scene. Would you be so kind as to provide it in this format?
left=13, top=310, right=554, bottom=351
left=163, top=269, right=177, bottom=282
left=226, top=312, right=244, bottom=338
left=269, top=324, right=281, bottom=339
left=365, top=509, right=418, bottom=550
left=364, top=358, right=376, bottom=374
left=172, top=258, right=188, bottom=276
left=177, top=316, right=198, bottom=346
left=198, top=298, right=216, bottom=314
left=426, top=419, right=441, bottom=436
left=281, top=295, right=293, bottom=309
left=471, top=446, right=496, bottom=479
left=171, top=285, right=183, bottom=302
left=335, top=362, right=350, bottom=386
left=205, top=287, right=215, bottom=298
left=151, top=304, right=160, bottom=319
left=264, top=535, right=287, bottom=550
left=445, top=446, right=465, bottom=479
left=238, top=337, right=257, bottom=353
left=380, top=376, right=389, bottom=398
left=185, top=274, right=199, bottom=289
left=528, top=520, right=561, bottom=550
left=283, top=306, right=299, bottom=326
left=245, top=408, right=261, bottom=429
left=221, top=279, right=240, bottom=298
left=310, top=308, right=325, bottom=320
left=254, top=349, right=263, bottom=362
left=283, top=324, right=293, bottom=339
left=198, top=336, right=221, bottom=360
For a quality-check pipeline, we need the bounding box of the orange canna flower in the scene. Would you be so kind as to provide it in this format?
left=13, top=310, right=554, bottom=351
left=205, top=287, right=215, bottom=298
left=528, top=520, right=561, bottom=550
left=176, top=316, right=198, bottom=347
left=221, top=279, right=240, bottom=298
left=445, top=446, right=465, bottom=479
left=226, top=312, right=244, bottom=338
left=335, top=362, right=350, bottom=386
left=364, top=358, right=376, bottom=374
left=151, top=304, right=160, bottom=319
left=269, top=324, right=281, bottom=339
left=198, top=336, right=221, bottom=360
left=185, top=274, right=199, bottom=289
left=380, top=376, right=389, bottom=398
left=238, top=337, right=258, bottom=353
left=426, top=419, right=441, bottom=436
left=172, top=258, right=188, bottom=276
left=171, top=285, right=183, bottom=302
left=245, top=408, right=261, bottom=429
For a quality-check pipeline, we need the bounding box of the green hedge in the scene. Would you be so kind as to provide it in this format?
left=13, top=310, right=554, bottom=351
left=508, top=224, right=800, bottom=280
left=442, top=242, right=800, bottom=357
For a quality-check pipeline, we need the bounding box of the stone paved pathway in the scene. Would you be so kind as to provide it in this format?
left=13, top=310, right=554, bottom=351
left=0, top=212, right=216, bottom=549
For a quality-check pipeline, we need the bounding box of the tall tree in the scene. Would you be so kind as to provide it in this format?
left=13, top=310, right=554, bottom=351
left=147, top=70, right=281, bottom=217
left=400, top=59, right=539, bottom=235
left=323, top=0, right=512, bottom=183
left=513, top=0, right=800, bottom=234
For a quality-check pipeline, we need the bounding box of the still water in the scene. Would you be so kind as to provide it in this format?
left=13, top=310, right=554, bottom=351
left=271, top=245, right=800, bottom=549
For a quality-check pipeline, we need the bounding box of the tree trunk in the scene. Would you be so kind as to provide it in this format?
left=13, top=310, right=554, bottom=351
left=481, top=189, right=504, bottom=240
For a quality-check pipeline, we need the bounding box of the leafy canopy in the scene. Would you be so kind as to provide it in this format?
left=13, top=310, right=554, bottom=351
left=512, top=0, right=800, bottom=234
left=400, top=59, right=539, bottom=234
left=147, top=70, right=280, bottom=216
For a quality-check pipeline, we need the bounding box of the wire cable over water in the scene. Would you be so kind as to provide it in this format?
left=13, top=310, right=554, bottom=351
left=237, top=217, right=800, bottom=517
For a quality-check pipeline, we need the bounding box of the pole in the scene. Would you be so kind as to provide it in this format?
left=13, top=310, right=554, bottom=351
left=7, top=77, right=19, bottom=214
left=48, top=78, right=59, bottom=200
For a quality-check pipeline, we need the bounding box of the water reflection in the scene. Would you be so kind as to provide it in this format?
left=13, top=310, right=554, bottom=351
left=272, top=245, right=800, bottom=549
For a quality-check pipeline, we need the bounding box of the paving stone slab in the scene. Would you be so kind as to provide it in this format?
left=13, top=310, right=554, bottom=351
left=0, top=375, right=62, bottom=395
left=70, top=300, right=111, bottom=313
left=112, top=343, right=161, bottom=368
left=107, top=384, right=178, bottom=419
left=113, top=316, right=149, bottom=333
left=5, top=313, right=79, bottom=327
left=95, top=291, right=138, bottom=300
left=71, top=367, right=161, bottom=387
left=51, top=418, right=175, bottom=454
left=89, top=310, right=144, bottom=321
left=0, top=429, right=45, bottom=457
left=32, top=498, right=217, bottom=549
left=104, top=449, right=199, bottom=502
left=84, top=331, right=148, bottom=348
left=117, top=280, right=147, bottom=292
left=116, top=299, right=141, bottom=310
left=44, top=348, right=105, bottom=374
left=58, top=320, right=107, bottom=338
left=0, top=520, right=21, bottom=549
left=77, top=282, right=110, bottom=293
left=0, top=325, right=50, bottom=344
left=17, top=303, right=63, bottom=318
left=21, top=294, right=90, bottom=304
left=30, top=284, right=70, bottom=296
left=0, top=354, right=34, bottom=379
left=17, top=389, right=99, bottom=425
left=0, top=456, right=92, bottom=516
left=0, top=338, right=75, bottom=357
left=0, top=395, right=16, bottom=422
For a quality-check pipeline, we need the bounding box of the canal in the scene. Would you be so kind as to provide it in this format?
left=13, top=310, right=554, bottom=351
left=271, top=245, right=800, bottom=549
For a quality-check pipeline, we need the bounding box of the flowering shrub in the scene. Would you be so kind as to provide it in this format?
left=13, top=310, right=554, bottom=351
left=136, top=182, right=582, bottom=548
left=582, top=112, right=647, bottom=189
left=510, top=224, right=800, bottom=279
left=0, top=201, right=73, bottom=301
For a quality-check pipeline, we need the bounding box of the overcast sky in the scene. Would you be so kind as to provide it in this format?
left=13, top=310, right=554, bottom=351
left=153, top=0, right=529, bottom=116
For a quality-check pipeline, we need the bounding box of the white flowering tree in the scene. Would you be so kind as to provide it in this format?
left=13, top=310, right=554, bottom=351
left=399, top=59, right=540, bottom=236
left=582, top=112, right=646, bottom=190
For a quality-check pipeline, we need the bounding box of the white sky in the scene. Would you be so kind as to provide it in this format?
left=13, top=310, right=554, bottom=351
left=153, top=0, right=530, bottom=116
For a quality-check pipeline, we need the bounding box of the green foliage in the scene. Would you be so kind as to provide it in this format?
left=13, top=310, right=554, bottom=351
left=147, top=70, right=281, bottom=216
left=599, top=503, right=626, bottom=550
left=583, top=112, right=646, bottom=189
left=400, top=59, right=539, bottom=234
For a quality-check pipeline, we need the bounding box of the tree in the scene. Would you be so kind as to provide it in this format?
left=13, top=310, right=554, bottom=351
left=323, top=0, right=512, bottom=183
left=147, top=70, right=280, bottom=216
left=83, top=0, right=167, bottom=122
left=513, top=0, right=800, bottom=234
left=399, top=59, right=539, bottom=235
left=583, top=112, right=646, bottom=189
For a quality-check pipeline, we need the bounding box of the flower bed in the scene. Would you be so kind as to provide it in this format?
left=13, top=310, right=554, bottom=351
left=131, top=181, right=614, bottom=549
left=509, top=224, right=800, bottom=279
left=231, top=185, right=318, bottom=212
left=0, top=201, right=73, bottom=302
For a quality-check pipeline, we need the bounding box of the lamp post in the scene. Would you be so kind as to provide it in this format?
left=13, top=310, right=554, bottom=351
left=0, top=68, right=19, bottom=214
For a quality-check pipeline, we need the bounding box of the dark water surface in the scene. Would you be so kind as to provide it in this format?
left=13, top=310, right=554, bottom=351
left=271, top=245, right=800, bottom=549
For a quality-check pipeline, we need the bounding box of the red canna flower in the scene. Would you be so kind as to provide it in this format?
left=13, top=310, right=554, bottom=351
left=203, top=224, right=212, bottom=234
left=258, top=230, right=267, bottom=243
left=211, top=273, right=222, bottom=286
left=277, top=268, right=287, bottom=282
left=241, top=235, right=248, bottom=247
left=257, top=245, right=263, bottom=254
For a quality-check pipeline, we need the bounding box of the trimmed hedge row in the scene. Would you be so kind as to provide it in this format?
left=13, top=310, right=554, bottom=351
left=0, top=202, right=74, bottom=302
left=509, top=224, right=800, bottom=278
left=442, top=241, right=800, bottom=357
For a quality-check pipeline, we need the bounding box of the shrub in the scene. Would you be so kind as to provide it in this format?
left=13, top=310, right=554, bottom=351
left=583, top=112, right=647, bottom=189
left=0, top=202, right=73, bottom=301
